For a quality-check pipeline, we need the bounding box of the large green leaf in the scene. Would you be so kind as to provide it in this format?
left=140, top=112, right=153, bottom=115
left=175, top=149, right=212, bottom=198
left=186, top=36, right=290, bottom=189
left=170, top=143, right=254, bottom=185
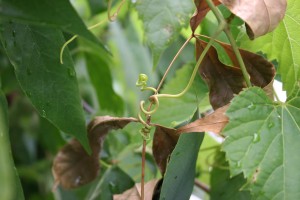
left=84, top=49, right=124, bottom=114
left=210, top=151, right=251, bottom=200
left=0, top=22, right=90, bottom=152
left=135, top=0, right=194, bottom=66
left=0, top=89, right=24, bottom=200
left=240, top=0, right=300, bottom=94
left=0, top=0, right=102, bottom=47
left=159, top=131, right=204, bottom=200
left=222, top=87, right=300, bottom=199
left=151, top=64, right=209, bottom=127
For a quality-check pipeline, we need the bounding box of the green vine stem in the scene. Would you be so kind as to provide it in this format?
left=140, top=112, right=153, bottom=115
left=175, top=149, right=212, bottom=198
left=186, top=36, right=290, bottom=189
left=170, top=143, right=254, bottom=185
left=156, top=35, right=194, bottom=93
left=152, top=22, right=225, bottom=99
left=205, top=0, right=252, bottom=87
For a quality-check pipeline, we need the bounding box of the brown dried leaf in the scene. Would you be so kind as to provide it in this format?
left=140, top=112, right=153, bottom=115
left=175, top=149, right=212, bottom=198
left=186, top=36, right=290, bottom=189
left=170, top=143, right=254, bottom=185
left=196, top=39, right=275, bottom=109
left=190, top=0, right=221, bottom=33
left=219, top=0, right=287, bottom=39
left=152, top=125, right=178, bottom=175
left=176, top=105, right=229, bottom=134
left=52, top=116, right=137, bottom=189
left=113, top=179, right=160, bottom=200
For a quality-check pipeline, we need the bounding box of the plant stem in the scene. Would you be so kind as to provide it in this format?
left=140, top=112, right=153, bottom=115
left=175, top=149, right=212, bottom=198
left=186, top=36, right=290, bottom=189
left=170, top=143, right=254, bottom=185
left=154, top=23, right=225, bottom=99
left=205, top=0, right=252, bottom=87
left=194, top=179, right=210, bottom=194
left=156, top=35, right=193, bottom=93
left=141, top=139, right=146, bottom=200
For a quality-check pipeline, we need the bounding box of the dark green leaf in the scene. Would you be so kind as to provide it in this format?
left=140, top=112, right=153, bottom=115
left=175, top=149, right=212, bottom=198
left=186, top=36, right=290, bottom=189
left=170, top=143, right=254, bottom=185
left=211, top=151, right=251, bottom=200
left=159, top=116, right=204, bottom=200
left=0, top=22, right=90, bottom=152
left=0, top=89, right=24, bottom=200
left=136, top=0, right=194, bottom=67
left=86, top=166, right=134, bottom=200
left=84, top=49, right=124, bottom=114
left=0, top=0, right=103, bottom=47
left=222, top=86, right=300, bottom=199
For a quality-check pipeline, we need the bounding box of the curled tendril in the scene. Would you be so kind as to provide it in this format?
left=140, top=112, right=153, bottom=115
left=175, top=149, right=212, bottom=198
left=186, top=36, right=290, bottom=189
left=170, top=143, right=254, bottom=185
left=139, top=96, right=159, bottom=115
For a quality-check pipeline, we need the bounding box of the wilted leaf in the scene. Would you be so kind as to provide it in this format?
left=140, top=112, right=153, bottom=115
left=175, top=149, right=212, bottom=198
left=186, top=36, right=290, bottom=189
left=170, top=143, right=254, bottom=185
left=196, top=39, right=275, bottom=109
left=113, top=179, right=160, bottom=200
left=177, top=104, right=229, bottom=134
left=136, top=0, right=194, bottom=66
left=52, top=116, right=137, bottom=189
left=190, top=0, right=221, bottom=33
left=152, top=126, right=178, bottom=174
left=219, top=0, right=287, bottom=39
left=222, top=87, right=300, bottom=199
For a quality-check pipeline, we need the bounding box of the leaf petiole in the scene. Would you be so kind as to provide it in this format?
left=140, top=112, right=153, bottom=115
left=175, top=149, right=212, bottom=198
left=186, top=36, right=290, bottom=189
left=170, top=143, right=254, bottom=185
left=205, top=0, right=252, bottom=87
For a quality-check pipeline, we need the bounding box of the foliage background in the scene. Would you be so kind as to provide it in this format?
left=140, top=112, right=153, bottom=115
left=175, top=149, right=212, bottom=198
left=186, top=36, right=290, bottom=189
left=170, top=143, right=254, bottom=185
left=0, top=0, right=299, bottom=200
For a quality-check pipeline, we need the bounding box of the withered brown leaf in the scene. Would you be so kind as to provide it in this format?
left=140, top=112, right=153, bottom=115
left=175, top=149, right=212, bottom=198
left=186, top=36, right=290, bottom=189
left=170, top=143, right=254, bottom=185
left=113, top=179, right=161, bottom=200
left=152, top=125, right=178, bottom=175
left=219, top=0, right=287, bottom=39
left=176, top=105, right=229, bottom=135
left=52, top=116, right=137, bottom=189
left=190, top=0, right=221, bottom=33
left=196, top=39, right=275, bottom=109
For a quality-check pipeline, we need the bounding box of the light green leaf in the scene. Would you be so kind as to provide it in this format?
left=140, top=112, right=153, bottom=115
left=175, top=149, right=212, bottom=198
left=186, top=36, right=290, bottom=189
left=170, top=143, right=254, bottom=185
left=0, top=22, right=90, bottom=152
left=0, top=0, right=104, bottom=47
left=151, top=64, right=209, bottom=127
left=0, top=89, right=24, bottom=200
left=135, top=0, right=194, bottom=67
left=84, top=48, right=124, bottom=114
left=240, top=0, right=300, bottom=94
left=222, top=87, right=300, bottom=199
left=160, top=131, right=204, bottom=200
left=210, top=151, right=251, bottom=200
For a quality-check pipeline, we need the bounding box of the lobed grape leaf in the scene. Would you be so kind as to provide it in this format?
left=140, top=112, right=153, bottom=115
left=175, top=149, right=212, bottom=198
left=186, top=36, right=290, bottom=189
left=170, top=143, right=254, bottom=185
left=222, top=86, right=300, bottom=199
left=241, top=0, right=300, bottom=95
left=135, top=0, right=194, bottom=67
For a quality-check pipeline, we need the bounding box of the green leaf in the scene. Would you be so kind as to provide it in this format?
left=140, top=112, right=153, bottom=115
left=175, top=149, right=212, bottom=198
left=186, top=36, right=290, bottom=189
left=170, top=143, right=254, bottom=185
left=0, top=89, right=24, bottom=200
left=210, top=151, right=251, bottom=200
left=135, top=0, right=194, bottom=67
left=151, top=64, right=209, bottom=127
left=159, top=131, right=204, bottom=200
left=84, top=49, right=124, bottom=114
left=240, top=0, right=300, bottom=95
left=0, top=22, right=90, bottom=152
left=222, top=86, right=300, bottom=199
left=0, top=0, right=103, bottom=47
left=85, top=166, right=134, bottom=200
